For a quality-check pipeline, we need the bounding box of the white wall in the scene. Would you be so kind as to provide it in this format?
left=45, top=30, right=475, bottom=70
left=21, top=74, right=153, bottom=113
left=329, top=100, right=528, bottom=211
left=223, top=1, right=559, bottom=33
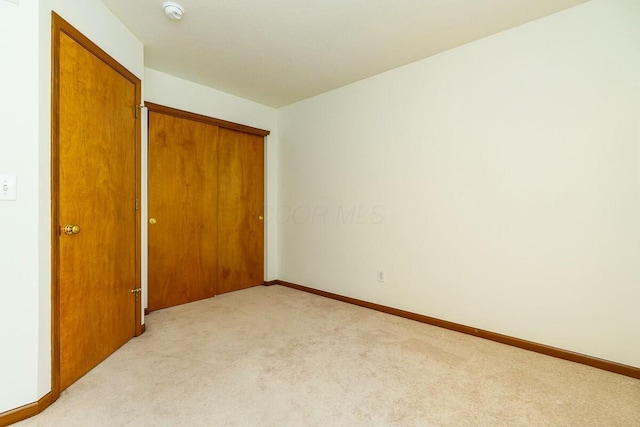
left=277, top=0, right=640, bottom=368
left=0, top=0, right=41, bottom=413
left=144, top=68, right=279, bottom=287
left=0, top=0, right=144, bottom=414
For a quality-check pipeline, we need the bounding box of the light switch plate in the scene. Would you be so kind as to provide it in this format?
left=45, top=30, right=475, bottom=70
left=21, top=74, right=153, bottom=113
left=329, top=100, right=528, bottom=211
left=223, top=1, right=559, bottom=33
left=0, top=175, right=17, bottom=201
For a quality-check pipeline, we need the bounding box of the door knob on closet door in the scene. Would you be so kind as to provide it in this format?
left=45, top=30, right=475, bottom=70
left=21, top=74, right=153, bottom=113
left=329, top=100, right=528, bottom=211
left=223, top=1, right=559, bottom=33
left=63, top=224, right=81, bottom=235
left=258, top=215, right=264, bottom=221
left=149, top=218, right=157, bottom=225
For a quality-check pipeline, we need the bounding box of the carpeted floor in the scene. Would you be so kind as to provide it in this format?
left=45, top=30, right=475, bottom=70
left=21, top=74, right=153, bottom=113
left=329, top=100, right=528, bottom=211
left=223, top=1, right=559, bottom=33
left=16, top=285, right=640, bottom=426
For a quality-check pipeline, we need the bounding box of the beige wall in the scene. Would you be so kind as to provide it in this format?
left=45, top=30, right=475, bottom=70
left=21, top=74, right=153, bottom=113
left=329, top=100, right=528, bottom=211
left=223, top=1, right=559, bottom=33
left=277, top=0, right=640, bottom=367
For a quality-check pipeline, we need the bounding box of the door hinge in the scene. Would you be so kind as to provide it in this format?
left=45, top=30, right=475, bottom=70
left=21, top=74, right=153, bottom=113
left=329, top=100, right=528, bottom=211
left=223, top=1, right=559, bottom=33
left=135, top=198, right=139, bottom=211
left=135, top=104, right=145, bottom=118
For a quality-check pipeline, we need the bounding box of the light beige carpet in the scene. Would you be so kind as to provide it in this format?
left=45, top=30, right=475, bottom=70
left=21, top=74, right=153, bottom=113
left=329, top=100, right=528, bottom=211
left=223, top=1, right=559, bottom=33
left=16, top=285, right=640, bottom=426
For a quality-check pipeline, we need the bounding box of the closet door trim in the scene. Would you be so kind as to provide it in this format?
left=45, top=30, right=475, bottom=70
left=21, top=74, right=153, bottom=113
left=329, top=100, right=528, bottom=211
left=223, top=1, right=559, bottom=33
left=145, top=102, right=270, bottom=137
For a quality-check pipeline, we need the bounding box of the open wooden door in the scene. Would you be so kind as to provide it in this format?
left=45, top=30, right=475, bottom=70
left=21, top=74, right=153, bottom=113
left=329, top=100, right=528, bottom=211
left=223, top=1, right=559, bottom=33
left=52, top=14, right=142, bottom=393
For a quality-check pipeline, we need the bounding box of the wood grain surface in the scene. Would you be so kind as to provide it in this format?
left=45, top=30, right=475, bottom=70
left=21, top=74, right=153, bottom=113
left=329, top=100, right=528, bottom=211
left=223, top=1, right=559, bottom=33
left=147, top=111, right=219, bottom=310
left=57, top=29, right=138, bottom=391
left=216, top=128, right=265, bottom=294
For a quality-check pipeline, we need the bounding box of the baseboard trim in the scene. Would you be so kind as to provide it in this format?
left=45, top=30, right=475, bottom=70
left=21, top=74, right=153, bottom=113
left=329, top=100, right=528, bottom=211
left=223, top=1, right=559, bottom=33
left=1, top=319, right=146, bottom=427
left=275, top=280, right=640, bottom=380
left=2, top=282, right=634, bottom=426
left=0, top=392, right=53, bottom=427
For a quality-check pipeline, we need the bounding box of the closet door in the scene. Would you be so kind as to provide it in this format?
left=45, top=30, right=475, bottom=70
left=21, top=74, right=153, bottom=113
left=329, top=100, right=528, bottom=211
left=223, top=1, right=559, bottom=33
left=147, top=111, right=219, bottom=311
left=217, top=128, right=265, bottom=294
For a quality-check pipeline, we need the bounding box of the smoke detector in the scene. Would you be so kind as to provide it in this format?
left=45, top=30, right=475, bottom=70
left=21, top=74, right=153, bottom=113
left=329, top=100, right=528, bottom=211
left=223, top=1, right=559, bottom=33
left=162, top=1, right=185, bottom=20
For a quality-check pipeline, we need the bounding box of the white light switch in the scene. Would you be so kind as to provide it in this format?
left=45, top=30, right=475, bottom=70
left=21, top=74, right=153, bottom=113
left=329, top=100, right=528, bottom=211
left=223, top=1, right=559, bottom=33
left=0, top=175, right=17, bottom=201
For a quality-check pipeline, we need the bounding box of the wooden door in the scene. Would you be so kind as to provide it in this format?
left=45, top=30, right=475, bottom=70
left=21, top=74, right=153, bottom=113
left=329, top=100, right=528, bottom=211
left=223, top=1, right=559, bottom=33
left=147, top=111, right=219, bottom=311
left=52, top=15, right=141, bottom=393
left=217, top=128, right=265, bottom=294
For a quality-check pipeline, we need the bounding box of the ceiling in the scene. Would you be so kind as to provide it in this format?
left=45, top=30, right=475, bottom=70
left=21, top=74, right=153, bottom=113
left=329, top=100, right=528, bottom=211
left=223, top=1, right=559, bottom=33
left=100, top=0, right=589, bottom=108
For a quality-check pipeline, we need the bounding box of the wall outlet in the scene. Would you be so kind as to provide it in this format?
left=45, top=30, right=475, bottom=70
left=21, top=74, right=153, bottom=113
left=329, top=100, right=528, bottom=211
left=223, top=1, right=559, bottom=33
left=377, top=269, right=385, bottom=283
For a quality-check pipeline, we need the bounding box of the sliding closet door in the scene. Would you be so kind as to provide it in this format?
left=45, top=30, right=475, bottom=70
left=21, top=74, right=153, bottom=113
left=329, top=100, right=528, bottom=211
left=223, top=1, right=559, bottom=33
left=147, top=111, right=219, bottom=311
left=217, top=128, right=265, bottom=294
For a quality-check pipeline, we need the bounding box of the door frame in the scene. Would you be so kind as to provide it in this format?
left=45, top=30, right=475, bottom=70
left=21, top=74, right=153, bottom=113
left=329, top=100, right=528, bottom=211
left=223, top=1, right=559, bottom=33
left=144, top=102, right=271, bottom=137
left=50, top=13, right=142, bottom=400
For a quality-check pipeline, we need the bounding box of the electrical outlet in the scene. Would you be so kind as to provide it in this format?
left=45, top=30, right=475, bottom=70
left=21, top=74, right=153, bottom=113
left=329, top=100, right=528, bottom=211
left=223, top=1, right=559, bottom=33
left=377, top=269, right=385, bottom=283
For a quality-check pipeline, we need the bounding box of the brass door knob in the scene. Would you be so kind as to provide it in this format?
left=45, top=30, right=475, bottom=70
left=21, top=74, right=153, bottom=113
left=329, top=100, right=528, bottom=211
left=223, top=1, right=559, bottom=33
left=149, top=218, right=157, bottom=225
left=63, top=224, right=81, bottom=235
left=258, top=215, right=264, bottom=221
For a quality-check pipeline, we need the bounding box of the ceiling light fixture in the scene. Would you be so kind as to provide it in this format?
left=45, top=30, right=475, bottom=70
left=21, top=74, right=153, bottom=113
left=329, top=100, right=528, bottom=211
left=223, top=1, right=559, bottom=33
left=162, top=1, right=185, bottom=20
